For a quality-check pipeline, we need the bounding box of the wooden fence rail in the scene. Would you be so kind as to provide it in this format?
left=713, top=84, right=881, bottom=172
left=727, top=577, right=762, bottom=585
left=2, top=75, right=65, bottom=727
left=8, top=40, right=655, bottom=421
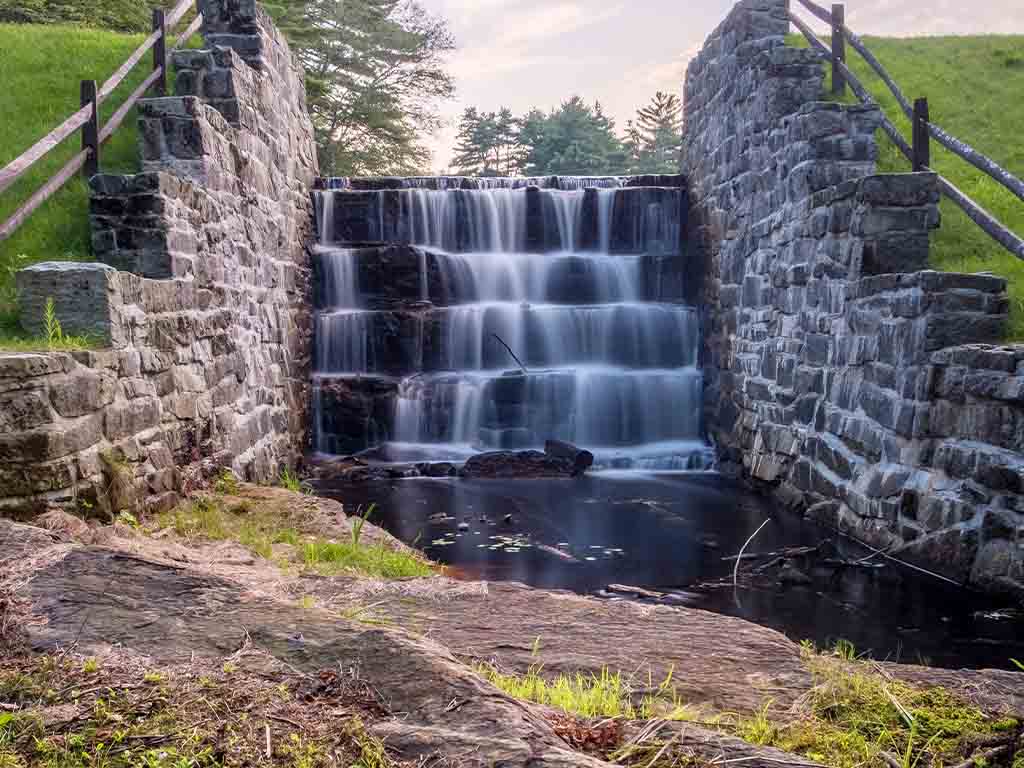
left=789, top=0, right=1024, bottom=261
left=0, top=0, right=201, bottom=244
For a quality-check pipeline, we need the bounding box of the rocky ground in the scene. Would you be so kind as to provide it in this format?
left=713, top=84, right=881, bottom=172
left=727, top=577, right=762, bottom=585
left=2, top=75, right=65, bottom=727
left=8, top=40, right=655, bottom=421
left=1, top=485, right=1022, bottom=767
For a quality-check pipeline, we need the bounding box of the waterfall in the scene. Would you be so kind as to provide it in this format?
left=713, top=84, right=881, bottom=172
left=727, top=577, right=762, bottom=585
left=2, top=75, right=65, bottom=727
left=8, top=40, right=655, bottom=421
left=311, top=177, right=707, bottom=469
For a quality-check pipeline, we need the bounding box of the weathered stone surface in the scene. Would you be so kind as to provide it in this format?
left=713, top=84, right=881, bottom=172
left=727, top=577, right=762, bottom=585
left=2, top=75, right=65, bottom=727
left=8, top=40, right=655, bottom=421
left=684, top=0, right=1019, bottom=596
left=4, top=0, right=318, bottom=512
left=16, top=263, right=121, bottom=344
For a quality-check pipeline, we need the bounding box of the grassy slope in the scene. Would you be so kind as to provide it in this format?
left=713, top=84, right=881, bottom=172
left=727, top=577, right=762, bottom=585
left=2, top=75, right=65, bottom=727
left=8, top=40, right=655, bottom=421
left=793, top=34, right=1024, bottom=338
left=0, top=23, right=150, bottom=326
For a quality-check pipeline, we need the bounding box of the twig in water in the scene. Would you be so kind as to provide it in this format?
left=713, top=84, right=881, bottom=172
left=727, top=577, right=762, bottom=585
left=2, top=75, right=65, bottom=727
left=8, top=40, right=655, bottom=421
left=490, top=333, right=528, bottom=373
left=733, top=520, right=771, bottom=588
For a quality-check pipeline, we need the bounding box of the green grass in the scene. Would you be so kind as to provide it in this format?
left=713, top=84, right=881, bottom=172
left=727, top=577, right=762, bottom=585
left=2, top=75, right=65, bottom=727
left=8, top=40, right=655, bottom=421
left=790, top=34, right=1024, bottom=338
left=481, top=645, right=1020, bottom=768
left=0, top=23, right=201, bottom=340
left=475, top=663, right=698, bottom=722
left=158, top=494, right=433, bottom=580
left=0, top=24, right=154, bottom=319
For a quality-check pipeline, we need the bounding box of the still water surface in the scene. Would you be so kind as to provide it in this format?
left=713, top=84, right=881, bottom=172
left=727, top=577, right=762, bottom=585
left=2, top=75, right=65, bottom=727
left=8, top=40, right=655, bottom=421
left=317, top=470, right=1024, bottom=671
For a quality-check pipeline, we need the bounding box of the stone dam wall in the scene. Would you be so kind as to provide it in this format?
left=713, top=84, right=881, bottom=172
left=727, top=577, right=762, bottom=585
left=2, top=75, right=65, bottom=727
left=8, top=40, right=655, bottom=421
left=2, top=0, right=317, bottom=517
left=684, top=0, right=1023, bottom=596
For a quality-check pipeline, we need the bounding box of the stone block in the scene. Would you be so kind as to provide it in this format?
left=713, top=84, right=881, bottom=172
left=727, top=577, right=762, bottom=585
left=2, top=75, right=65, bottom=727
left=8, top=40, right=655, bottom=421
left=105, top=398, right=161, bottom=441
left=49, top=369, right=116, bottom=418
left=856, top=173, right=938, bottom=207
left=16, top=263, right=122, bottom=345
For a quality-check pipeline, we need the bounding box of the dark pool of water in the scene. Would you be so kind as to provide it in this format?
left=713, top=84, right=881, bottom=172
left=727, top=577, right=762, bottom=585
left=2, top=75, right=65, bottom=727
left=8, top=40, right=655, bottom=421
left=314, top=470, right=1024, bottom=671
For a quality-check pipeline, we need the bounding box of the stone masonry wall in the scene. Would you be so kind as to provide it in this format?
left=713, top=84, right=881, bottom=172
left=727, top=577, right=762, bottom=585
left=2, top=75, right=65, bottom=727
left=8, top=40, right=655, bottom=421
left=684, top=0, right=1023, bottom=596
left=3, top=0, right=317, bottom=517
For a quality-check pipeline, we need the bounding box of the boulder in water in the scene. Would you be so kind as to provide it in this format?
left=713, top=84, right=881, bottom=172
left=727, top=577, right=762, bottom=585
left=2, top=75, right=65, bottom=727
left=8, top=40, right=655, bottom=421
left=544, top=440, right=594, bottom=477
left=461, top=450, right=579, bottom=479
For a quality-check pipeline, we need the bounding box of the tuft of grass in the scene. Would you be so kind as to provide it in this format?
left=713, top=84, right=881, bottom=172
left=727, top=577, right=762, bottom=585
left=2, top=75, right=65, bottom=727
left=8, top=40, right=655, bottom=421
left=346, top=716, right=396, bottom=768
left=279, top=468, right=311, bottom=495
left=213, top=469, right=240, bottom=496
left=789, top=33, right=1024, bottom=338
left=158, top=495, right=433, bottom=580
left=351, top=504, right=375, bottom=546
left=474, top=663, right=695, bottom=722
left=833, top=638, right=859, bottom=662
left=302, top=539, right=432, bottom=580
left=759, top=651, right=1020, bottom=768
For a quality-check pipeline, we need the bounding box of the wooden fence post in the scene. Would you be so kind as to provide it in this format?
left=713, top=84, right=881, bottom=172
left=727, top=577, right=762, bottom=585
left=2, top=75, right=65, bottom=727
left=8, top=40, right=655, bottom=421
left=831, top=4, right=846, bottom=97
left=80, top=80, right=100, bottom=179
left=913, top=97, right=930, bottom=171
left=153, top=8, right=168, bottom=96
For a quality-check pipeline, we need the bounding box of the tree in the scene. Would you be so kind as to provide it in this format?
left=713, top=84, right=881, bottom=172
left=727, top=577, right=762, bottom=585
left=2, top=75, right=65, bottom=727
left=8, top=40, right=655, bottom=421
left=518, top=97, right=628, bottom=176
left=451, top=107, right=486, bottom=176
left=628, top=91, right=683, bottom=174
left=451, top=106, right=521, bottom=176
left=264, top=0, right=455, bottom=176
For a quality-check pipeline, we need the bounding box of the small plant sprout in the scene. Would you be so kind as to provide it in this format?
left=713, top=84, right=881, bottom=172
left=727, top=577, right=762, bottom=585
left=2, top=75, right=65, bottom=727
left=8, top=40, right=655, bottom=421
left=279, top=468, right=311, bottom=494
left=43, top=297, right=63, bottom=349
left=82, top=658, right=99, bottom=674
left=833, top=638, right=858, bottom=661
left=351, top=503, right=376, bottom=546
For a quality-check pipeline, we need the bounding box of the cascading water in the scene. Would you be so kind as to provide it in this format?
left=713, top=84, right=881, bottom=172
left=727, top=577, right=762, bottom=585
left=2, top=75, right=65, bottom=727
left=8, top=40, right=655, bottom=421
left=311, top=176, right=711, bottom=469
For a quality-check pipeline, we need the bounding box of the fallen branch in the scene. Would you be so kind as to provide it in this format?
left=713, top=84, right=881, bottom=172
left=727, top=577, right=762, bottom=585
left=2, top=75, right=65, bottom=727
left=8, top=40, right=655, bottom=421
left=607, top=584, right=666, bottom=600
left=722, top=545, right=819, bottom=563
left=490, top=333, right=528, bottom=374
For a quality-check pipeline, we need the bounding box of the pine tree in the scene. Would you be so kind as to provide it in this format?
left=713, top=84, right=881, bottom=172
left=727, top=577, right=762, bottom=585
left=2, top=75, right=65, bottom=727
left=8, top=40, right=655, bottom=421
left=631, top=91, right=683, bottom=173
left=451, top=107, right=486, bottom=175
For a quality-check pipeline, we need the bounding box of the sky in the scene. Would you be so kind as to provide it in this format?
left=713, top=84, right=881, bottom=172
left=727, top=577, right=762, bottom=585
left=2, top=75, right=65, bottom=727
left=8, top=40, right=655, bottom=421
left=416, top=0, right=1024, bottom=172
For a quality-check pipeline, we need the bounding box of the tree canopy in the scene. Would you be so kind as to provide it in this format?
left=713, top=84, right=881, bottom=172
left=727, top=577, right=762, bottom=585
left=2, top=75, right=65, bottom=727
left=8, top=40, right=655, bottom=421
left=264, top=0, right=455, bottom=176
left=449, top=92, right=683, bottom=177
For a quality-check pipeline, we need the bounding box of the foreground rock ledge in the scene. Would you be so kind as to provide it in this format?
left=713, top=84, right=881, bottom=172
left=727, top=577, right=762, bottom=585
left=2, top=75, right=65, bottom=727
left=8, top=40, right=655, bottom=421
left=4, top=518, right=1022, bottom=767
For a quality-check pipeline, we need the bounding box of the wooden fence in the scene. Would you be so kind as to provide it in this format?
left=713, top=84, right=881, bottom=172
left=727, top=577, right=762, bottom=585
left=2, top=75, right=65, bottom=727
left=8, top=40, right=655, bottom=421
left=0, top=0, right=203, bottom=243
left=789, top=0, right=1024, bottom=261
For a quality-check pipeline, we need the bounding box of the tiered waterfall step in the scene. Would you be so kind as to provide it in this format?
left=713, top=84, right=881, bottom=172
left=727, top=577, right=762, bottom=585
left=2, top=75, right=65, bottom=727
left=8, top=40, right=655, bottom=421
left=310, top=176, right=706, bottom=467
left=314, top=302, right=699, bottom=374
left=316, top=183, right=685, bottom=255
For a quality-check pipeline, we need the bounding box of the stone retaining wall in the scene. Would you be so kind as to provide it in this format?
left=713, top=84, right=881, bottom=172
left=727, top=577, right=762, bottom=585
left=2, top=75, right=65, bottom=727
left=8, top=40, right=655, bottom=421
left=2, top=0, right=317, bottom=517
left=684, top=0, right=1023, bottom=596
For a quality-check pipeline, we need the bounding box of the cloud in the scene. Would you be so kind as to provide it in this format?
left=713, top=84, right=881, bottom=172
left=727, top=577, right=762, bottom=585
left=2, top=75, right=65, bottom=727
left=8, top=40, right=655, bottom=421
left=493, top=2, right=625, bottom=47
